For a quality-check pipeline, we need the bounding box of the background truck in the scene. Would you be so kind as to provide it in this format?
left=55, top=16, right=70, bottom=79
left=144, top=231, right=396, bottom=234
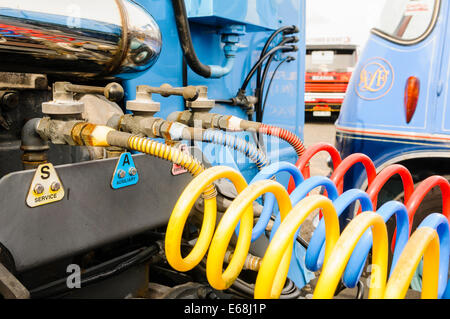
left=335, top=0, right=446, bottom=229
left=304, top=44, right=358, bottom=120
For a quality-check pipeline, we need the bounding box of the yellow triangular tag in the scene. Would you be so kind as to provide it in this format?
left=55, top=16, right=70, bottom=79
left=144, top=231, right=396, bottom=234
left=26, top=163, right=65, bottom=208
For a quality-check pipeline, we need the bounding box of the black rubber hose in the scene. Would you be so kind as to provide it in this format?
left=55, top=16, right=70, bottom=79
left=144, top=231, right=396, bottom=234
left=255, top=26, right=298, bottom=113
left=171, top=0, right=212, bottom=78
left=215, top=99, right=234, bottom=104
left=29, top=245, right=159, bottom=298
left=260, top=25, right=299, bottom=60
left=256, top=26, right=298, bottom=88
left=240, top=45, right=297, bottom=93
left=257, top=37, right=297, bottom=122
left=260, top=56, right=295, bottom=121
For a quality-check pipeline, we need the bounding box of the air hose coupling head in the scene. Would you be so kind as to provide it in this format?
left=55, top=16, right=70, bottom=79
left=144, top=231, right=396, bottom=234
left=282, top=45, right=298, bottom=53
left=283, top=25, right=299, bottom=35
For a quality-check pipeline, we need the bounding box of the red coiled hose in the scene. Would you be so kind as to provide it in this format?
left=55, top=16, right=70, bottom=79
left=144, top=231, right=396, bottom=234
left=259, top=124, right=307, bottom=191
left=287, top=142, right=342, bottom=193
left=259, top=124, right=306, bottom=158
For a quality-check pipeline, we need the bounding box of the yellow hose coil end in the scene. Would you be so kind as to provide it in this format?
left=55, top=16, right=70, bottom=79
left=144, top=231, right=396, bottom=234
left=384, top=227, right=440, bottom=299
left=254, top=195, right=339, bottom=299
left=313, top=212, right=388, bottom=299
left=165, top=166, right=248, bottom=272
left=207, top=179, right=292, bottom=291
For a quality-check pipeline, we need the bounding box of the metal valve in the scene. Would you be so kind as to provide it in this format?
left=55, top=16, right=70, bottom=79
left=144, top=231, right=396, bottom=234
left=63, top=82, right=124, bottom=103
left=42, top=82, right=124, bottom=118
left=140, top=83, right=199, bottom=101
left=126, top=84, right=199, bottom=116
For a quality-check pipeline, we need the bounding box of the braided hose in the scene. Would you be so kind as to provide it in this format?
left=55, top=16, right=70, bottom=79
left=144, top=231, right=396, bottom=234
left=128, top=135, right=216, bottom=198
left=165, top=142, right=450, bottom=299
left=258, top=124, right=306, bottom=158
left=202, top=129, right=270, bottom=170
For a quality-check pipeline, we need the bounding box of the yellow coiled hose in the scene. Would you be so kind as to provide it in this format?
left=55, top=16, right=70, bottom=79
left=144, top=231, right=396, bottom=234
left=165, top=166, right=249, bottom=273
left=165, top=165, right=443, bottom=299
left=67, top=124, right=443, bottom=299
left=125, top=136, right=222, bottom=272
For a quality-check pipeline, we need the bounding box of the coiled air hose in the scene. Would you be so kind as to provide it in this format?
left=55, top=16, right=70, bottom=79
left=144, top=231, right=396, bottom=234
left=164, top=141, right=450, bottom=299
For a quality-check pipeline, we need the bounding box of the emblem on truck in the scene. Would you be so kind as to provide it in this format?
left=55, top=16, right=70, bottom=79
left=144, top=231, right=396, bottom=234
left=356, top=57, right=394, bottom=100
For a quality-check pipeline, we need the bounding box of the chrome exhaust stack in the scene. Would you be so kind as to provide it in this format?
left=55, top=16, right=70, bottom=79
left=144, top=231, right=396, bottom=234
left=0, top=0, right=162, bottom=79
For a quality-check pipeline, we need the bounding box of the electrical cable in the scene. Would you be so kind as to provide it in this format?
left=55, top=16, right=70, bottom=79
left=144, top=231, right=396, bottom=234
left=257, top=38, right=298, bottom=122
left=260, top=56, right=295, bottom=121
left=256, top=26, right=298, bottom=104
left=240, top=45, right=297, bottom=93
left=30, top=245, right=159, bottom=298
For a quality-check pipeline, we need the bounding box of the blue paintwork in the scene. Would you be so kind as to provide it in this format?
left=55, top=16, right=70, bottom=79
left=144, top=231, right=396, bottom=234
left=335, top=0, right=450, bottom=192
left=185, top=0, right=280, bottom=31
left=125, top=0, right=305, bottom=184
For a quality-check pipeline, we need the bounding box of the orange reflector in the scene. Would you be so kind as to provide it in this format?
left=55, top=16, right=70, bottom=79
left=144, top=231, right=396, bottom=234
left=404, top=77, right=420, bottom=123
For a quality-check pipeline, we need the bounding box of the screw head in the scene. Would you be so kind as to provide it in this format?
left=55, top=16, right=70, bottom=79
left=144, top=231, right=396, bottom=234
left=50, top=182, right=61, bottom=192
left=117, top=169, right=126, bottom=179
left=128, top=167, right=137, bottom=176
left=34, top=184, right=44, bottom=195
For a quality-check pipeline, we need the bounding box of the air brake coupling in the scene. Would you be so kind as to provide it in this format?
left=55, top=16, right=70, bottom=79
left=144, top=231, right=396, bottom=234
left=118, top=113, right=197, bottom=142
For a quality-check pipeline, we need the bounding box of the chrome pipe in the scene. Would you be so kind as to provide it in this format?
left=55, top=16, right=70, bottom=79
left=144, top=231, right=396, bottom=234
left=0, top=0, right=162, bottom=79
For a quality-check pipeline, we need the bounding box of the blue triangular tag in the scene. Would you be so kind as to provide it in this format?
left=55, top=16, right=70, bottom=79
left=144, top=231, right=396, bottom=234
left=111, top=152, right=139, bottom=189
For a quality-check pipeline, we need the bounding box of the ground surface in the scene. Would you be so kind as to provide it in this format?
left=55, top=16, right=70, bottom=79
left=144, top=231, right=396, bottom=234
left=303, top=119, right=335, bottom=177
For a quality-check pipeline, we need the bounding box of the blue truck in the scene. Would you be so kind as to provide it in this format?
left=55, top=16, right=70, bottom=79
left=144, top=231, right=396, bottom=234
left=336, top=0, right=449, bottom=229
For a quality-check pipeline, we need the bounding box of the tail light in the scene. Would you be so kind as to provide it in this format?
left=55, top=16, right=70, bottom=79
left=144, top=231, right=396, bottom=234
left=404, top=76, right=420, bottom=123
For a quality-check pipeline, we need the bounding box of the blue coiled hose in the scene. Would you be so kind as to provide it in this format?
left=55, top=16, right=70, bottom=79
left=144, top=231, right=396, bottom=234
left=340, top=200, right=409, bottom=288
left=235, top=162, right=304, bottom=241
left=415, top=214, right=450, bottom=298
left=231, top=161, right=450, bottom=296
left=305, top=188, right=374, bottom=272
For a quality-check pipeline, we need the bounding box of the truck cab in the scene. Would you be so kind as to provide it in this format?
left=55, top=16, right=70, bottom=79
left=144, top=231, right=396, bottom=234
left=305, top=44, right=357, bottom=120
left=336, top=0, right=448, bottom=226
